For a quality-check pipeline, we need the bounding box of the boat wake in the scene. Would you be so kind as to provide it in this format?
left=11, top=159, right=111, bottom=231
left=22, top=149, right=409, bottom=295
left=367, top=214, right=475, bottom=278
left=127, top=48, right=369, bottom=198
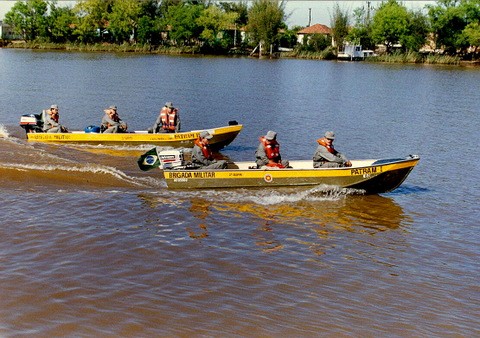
left=0, top=124, right=9, bottom=138
left=153, top=184, right=365, bottom=205
left=218, top=185, right=365, bottom=205
left=0, top=162, right=165, bottom=190
left=0, top=134, right=168, bottom=190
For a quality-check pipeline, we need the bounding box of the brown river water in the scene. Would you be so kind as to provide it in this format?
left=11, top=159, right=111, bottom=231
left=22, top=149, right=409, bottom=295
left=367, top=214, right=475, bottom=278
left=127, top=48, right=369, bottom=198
left=0, top=49, right=479, bottom=337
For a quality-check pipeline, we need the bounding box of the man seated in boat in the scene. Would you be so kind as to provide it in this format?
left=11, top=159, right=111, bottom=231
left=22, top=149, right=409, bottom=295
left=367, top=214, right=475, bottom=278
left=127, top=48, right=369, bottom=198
left=313, top=131, right=352, bottom=168
left=150, top=101, right=180, bottom=133
left=255, top=131, right=290, bottom=169
left=43, top=105, right=69, bottom=133
left=101, top=105, right=128, bottom=133
left=192, top=131, right=227, bottom=169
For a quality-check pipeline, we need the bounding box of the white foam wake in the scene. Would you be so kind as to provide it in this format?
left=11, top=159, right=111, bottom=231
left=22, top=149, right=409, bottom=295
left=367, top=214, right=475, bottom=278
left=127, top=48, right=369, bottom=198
left=0, top=124, right=9, bottom=138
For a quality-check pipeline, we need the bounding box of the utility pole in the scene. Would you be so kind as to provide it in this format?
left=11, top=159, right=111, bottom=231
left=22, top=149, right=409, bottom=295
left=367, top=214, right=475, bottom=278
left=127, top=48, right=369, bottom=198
left=308, top=8, right=311, bottom=27
left=366, top=1, right=371, bottom=24
left=234, top=23, right=237, bottom=47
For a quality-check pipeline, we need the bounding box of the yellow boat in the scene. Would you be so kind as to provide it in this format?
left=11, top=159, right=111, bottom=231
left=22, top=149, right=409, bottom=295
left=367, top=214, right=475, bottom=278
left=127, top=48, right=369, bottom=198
left=158, top=153, right=420, bottom=194
left=20, top=114, right=242, bottom=150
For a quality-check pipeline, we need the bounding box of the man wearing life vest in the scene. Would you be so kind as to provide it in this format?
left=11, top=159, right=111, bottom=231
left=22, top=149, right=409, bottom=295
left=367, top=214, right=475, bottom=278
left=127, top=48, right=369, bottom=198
left=191, top=130, right=228, bottom=169
left=151, top=101, right=180, bottom=133
left=43, top=104, right=69, bottom=133
left=255, top=130, right=290, bottom=169
left=313, top=131, right=352, bottom=168
left=101, top=105, right=128, bottom=133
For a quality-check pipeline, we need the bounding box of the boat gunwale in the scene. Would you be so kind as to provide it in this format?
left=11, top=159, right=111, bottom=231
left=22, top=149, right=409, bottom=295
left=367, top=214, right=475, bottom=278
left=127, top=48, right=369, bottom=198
left=25, top=124, right=242, bottom=138
left=164, top=155, right=420, bottom=174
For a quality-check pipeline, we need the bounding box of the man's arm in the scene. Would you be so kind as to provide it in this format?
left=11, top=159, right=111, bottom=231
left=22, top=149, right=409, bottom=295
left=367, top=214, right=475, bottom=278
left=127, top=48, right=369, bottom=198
left=43, top=115, right=59, bottom=130
left=255, top=143, right=268, bottom=165
left=316, top=146, right=343, bottom=163
left=192, top=146, right=212, bottom=166
left=175, top=111, right=180, bottom=132
left=152, top=115, right=161, bottom=131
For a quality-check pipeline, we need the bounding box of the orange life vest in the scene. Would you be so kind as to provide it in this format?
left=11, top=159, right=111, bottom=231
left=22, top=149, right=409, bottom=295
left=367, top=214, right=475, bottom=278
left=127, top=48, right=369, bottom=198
left=194, top=138, right=213, bottom=160
left=317, top=138, right=337, bottom=154
left=160, top=107, right=178, bottom=131
left=260, top=136, right=284, bottom=168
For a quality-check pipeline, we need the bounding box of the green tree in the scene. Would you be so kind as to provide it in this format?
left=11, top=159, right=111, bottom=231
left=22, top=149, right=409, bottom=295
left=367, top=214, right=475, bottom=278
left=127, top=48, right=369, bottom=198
left=330, top=3, right=349, bottom=51
left=219, top=1, right=248, bottom=26
left=218, top=1, right=248, bottom=47
left=48, top=4, right=77, bottom=43
left=5, top=0, right=49, bottom=41
left=402, top=10, right=429, bottom=52
left=278, top=25, right=301, bottom=49
left=463, top=21, right=480, bottom=48
left=161, top=2, right=204, bottom=46
left=308, top=33, right=330, bottom=52
left=348, top=6, right=375, bottom=50
left=136, top=0, right=161, bottom=45
left=247, top=0, right=285, bottom=56
left=74, top=0, right=114, bottom=43
left=108, top=0, right=142, bottom=43
left=371, top=0, right=409, bottom=52
left=196, top=5, right=238, bottom=51
left=428, top=0, right=480, bottom=54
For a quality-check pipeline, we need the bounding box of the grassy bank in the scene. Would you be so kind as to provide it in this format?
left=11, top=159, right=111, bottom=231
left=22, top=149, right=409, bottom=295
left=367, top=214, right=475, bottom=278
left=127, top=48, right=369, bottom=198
left=280, top=47, right=336, bottom=60
left=4, top=41, right=475, bottom=65
left=5, top=41, right=202, bottom=55
left=366, top=51, right=461, bottom=65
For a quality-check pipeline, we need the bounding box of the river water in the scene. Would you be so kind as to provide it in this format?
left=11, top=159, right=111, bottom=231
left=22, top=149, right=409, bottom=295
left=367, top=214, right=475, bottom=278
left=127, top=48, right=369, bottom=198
left=0, top=49, right=479, bottom=337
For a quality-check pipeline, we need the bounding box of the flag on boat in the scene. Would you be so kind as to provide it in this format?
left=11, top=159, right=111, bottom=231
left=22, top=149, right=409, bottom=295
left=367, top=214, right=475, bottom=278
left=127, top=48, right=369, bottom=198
left=137, top=147, right=160, bottom=171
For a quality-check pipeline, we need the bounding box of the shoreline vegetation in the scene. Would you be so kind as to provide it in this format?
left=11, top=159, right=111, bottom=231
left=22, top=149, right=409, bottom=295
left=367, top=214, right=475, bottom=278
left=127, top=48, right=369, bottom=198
left=2, top=40, right=473, bottom=66
left=2, top=0, right=478, bottom=67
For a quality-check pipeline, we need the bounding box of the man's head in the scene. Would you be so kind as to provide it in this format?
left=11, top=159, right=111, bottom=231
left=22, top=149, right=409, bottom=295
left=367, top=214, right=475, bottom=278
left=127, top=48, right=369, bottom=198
left=199, top=130, right=213, bottom=142
left=324, top=131, right=335, bottom=145
left=49, top=105, right=59, bottom=114
left=265, top=130, right=277, bottom=141
left=165, top=102, right=174, bottom=109
left=105, top=105, right=117, bottom=114
left=324, top=131, right=335, bottom=140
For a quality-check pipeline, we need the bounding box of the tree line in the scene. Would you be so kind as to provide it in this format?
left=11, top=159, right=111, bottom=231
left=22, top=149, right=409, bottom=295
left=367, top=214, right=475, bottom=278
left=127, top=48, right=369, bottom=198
left=4, top=0, right=480, bottom=57
left=335, top=0, right=480, bottom=56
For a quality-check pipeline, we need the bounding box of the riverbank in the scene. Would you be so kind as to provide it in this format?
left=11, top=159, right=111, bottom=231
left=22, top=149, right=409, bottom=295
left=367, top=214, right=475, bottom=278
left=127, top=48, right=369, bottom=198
left=3, top=40, right=478, bottom=66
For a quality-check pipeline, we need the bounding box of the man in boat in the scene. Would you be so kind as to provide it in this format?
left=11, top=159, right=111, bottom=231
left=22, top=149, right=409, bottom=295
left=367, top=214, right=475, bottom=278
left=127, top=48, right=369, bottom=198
left=191, top=131, right=227, bottom=169
left=101, top=105, right=128, bottom=133
left=150, top=102, right=180, bottom=133
left=43, top=105, right=69, bottom=133
left=313, top=131, right=352, bottom=168
left=255, top=131, right=290, bottom=169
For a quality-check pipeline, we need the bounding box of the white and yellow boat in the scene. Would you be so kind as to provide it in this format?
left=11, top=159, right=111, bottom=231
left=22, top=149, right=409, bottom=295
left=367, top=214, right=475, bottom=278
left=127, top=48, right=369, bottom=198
left=20, top=114, right=242, bottom=150
left=156, top=153, right=420, bottom=194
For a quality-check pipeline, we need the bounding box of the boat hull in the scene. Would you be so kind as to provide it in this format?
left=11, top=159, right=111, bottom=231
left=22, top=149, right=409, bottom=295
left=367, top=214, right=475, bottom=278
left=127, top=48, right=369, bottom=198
left=24, top=124, right=242, bottom=150
left=162, top=155, right=419, bottom=194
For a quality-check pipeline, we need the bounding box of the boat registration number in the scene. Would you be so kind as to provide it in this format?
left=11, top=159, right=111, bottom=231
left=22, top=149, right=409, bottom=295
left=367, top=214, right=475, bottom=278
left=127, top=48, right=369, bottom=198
left=350, top=166, right=381, bottom=176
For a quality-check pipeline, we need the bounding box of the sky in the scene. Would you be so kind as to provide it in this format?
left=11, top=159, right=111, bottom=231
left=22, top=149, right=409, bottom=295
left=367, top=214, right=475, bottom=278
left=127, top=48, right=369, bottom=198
left=0, top=0, right=432, bottom=28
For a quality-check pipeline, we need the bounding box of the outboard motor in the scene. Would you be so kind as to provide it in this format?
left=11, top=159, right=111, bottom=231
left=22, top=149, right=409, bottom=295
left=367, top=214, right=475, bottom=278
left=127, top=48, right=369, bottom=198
left=19, top=113, right=44, bottom=133
left=158, top=150, right=185, bottom=169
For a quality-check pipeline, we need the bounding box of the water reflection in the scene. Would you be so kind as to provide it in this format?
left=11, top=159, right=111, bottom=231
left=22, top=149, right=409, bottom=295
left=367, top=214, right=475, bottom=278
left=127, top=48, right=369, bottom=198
left=253, top=220, right=284, bottom=253
left=212, top=193, right=409, bottom=232
left=187, top=198, right=210, bottom=239
left=136, top=190, right=410, bottom=256
left=337, top=194, right=411, bottom=232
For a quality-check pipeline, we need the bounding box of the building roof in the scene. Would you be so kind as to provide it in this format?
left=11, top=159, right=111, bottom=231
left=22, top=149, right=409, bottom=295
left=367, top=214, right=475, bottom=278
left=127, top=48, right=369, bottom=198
left=297, top=24, right=331, bottom=35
